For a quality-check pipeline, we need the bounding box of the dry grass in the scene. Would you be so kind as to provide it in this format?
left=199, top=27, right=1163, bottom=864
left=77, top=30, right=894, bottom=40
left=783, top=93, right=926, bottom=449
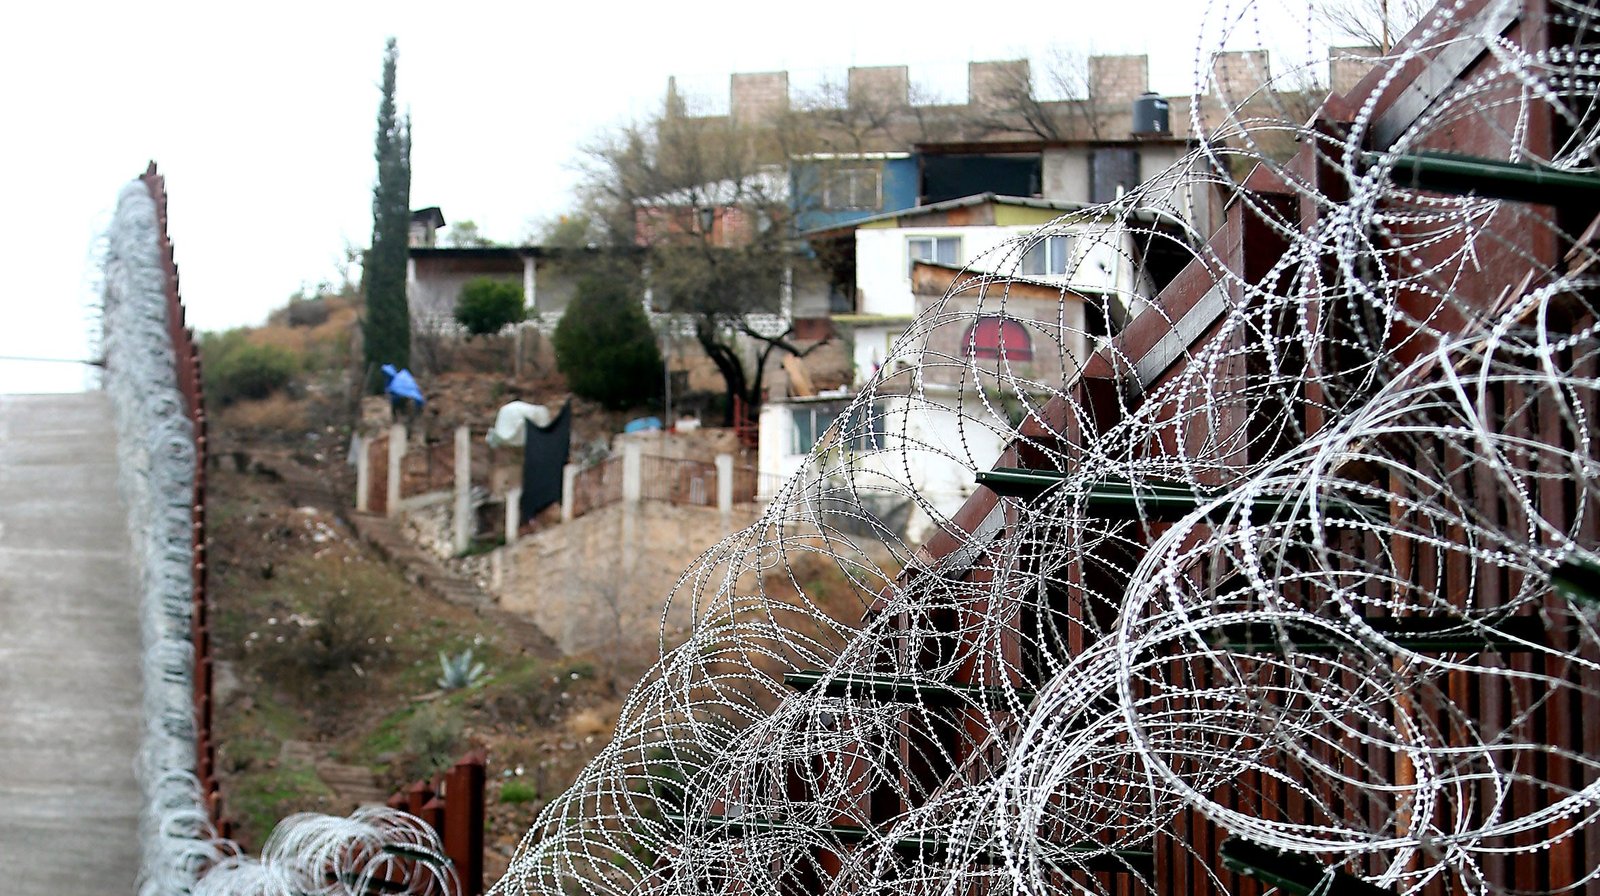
left=219, top=394, right=310, bottom=432
left=564, top=707, right=613, bottom=738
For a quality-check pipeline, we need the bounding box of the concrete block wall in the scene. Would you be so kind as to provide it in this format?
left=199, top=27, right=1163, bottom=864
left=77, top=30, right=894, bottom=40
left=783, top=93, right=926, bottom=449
left=968, top=59, right=1030, bottom=107
left=1211, top=50, right=1273, bottom=102
left=1330, top=45, right=1381, bottom=96
left=1088, top=54, right=1150, bottom=105
left=849, top=64, right=909, bottom=108
left=731, top=71, right=789, bottom=125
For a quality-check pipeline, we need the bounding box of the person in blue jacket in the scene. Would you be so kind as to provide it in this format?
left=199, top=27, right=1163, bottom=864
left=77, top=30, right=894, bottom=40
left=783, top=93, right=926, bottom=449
left=380, top=363, right=426, bottom=421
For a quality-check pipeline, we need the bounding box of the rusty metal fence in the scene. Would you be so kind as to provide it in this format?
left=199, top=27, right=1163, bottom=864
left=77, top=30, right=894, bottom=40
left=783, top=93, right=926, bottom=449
left=640, top=455, right=716, bottom=506
left=571, top=455, right=623, bottom=517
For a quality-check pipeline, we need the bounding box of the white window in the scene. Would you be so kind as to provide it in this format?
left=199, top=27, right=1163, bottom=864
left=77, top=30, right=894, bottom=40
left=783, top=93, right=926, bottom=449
left=1021, top=235, right=1071, bottom=276
left=790, top=401, right=889, bottom=454
left=907, top=235, right=960, bottom=273
left=823, top=167, right=882, bottom=211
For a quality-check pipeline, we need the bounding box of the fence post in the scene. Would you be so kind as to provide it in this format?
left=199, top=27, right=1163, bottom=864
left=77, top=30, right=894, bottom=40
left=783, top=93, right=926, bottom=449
left=716, top=453, right=733, bottom=519
left=622, top=443, right=643, bottom=504
left=561, top=464, right=578, bottom=522
left=506, top=486, right=522, bottom=545
left=354, top=433, right=369, bottom=513
left=386, top=423, right=406, bottom=517
left=453, top=425, right=472, bottom=555
left=444, top=751, right=486, bottom=896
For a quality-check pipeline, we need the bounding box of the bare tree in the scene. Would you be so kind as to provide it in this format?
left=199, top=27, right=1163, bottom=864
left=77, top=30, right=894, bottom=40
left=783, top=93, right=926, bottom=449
left=574, top=97, right=828, bottom=428
left=967, top=48, right=1110, bottom=141
left=1312, top=0, right=1426, bottom=52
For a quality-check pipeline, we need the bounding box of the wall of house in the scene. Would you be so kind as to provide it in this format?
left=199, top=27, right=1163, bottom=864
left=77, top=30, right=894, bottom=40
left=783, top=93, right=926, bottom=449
left=408, top=255, right=524, bottom=330
left=854, top=222, right=1133, bottom=319
left=527, top=258, right=582, bottom=321
left=791, top=157, right=920, bottom=234
left=908, top=291, right=1086, bottom=390
left=759, top=389, right=1010, bottom=543
left=849, top=324, right=901, bottom=388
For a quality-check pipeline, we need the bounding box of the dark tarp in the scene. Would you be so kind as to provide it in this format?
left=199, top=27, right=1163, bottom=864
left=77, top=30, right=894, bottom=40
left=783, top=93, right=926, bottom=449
left=520, top=400, right=571, bottom=523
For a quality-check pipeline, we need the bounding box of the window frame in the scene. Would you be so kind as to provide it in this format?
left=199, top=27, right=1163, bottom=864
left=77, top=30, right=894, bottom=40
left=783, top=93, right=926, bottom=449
left=906, top=235, right=962, bottom=274
left=822, top=166, right=883, bottom=211
left=1021, top=234, right=1071, bottom=276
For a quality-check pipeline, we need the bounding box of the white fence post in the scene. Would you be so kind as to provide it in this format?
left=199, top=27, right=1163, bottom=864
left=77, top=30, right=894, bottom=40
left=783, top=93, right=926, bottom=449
left=386, top=423, right=405, bottom=517
left=561, top=463, right=578, bottom=523
left=506, top=486, right=522, bottom=544
left=622, top=443, right=643, bottom=504
left=354, top=434, right=369, bottom=513
left=716, top=453, right=733, bottom=518
left=453, top=425, right=471, bottom=555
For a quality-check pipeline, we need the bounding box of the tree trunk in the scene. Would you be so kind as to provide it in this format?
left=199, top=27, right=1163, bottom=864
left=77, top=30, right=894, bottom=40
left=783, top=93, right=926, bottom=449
left=695, top=320, right=747, bottom=428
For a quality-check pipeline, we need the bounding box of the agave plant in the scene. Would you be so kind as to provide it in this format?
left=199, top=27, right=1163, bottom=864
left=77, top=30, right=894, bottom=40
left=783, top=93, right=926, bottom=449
left=437, top=649, right=487, bottom=691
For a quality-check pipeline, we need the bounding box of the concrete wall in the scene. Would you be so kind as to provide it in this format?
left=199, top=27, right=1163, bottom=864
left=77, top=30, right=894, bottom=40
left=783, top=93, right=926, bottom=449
left=1330, top=45, right=1381, bottom=96
left=731, top=71, right=789, bottom=126
left=1211, top=50, right=1273, bottom=102
left=849, top=65, right=909, bottom=108
left=968, top=59, right=1030, bottom=107
left=1088, top=55, right=1149, bottom=105
left=493, top=500, right=759, bottom=655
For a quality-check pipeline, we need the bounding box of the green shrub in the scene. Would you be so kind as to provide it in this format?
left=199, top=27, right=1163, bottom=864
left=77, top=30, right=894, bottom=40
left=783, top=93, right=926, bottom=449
left=251, top=592, right=388, bottom=701
left=499, top=780, right=538, bottom=804
left=403, top=702, right=464, bottom=778
left=201, top=329, right=299, bottom=405
left=454, top=277, right=526, bottom=336
left=553, top=272, right=662, bottom=409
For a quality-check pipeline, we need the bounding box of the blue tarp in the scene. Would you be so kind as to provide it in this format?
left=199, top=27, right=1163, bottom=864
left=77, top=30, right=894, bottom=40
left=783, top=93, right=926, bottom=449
left=623, top=416, right=663, bottom=433
left=380, top=364, right=426, bottom=405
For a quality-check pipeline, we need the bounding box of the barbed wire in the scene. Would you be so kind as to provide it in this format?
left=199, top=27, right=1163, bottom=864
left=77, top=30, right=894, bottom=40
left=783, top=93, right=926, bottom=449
left=495, top=2, right=1600, bottom=896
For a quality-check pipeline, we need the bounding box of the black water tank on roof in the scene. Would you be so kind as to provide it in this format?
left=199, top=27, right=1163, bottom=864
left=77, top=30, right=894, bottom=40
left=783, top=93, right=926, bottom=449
left=1132, top=91, right=1170, bottom=136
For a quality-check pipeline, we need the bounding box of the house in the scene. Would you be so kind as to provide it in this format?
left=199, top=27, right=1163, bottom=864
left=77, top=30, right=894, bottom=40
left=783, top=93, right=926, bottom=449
left=408, top=207, right=446, bottom=247
left=406, top=241, right=623, bottom=334
left=757, top=260, right=1116, bottom=539
left=757, top=179, right=1199, bottom=538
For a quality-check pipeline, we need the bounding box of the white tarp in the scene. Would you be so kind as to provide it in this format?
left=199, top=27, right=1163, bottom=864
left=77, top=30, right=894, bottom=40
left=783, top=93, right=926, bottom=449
left=486, top=401, right=554, bottom=448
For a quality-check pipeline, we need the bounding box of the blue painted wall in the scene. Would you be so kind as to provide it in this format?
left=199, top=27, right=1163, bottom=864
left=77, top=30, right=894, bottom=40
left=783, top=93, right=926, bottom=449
left=792, top=157, right=921, bottom=234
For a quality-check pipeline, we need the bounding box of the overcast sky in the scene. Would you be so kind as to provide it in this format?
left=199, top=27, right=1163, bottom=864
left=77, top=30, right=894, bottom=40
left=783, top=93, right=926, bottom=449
left=0, top=0, right=1333, bottom=393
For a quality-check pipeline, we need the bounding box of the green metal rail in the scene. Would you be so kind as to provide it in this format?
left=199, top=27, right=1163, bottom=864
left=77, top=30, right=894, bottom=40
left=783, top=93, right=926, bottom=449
left=1369, top=150, right=1600, bottom=207
left=1220, top=837, right=1391, bottom=896
left=784, top=671, right=1035, bottom=707
left=1206, top=615, right=1544, bottom=654
left=975, top=467, right=1386, bottom=523
left=661, top=813, right=1153, bottom=871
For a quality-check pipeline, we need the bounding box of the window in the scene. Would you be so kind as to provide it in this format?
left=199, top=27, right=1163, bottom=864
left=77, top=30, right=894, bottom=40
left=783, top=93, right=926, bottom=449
left=907, top=236, right=960, bottom=273
left=791, top=405, right=839, bottom=455
left=1021, top=235, right=1071, bottom=276
left=823, top=167, right=882, bottom=211
left=791, top=401, right=889, bottom=454
left=963, top=317, right=1033, bottom=361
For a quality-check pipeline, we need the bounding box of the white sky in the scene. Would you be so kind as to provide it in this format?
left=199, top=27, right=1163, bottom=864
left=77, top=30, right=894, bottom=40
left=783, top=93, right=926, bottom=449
left=0, top=0, right=1334, bottom=393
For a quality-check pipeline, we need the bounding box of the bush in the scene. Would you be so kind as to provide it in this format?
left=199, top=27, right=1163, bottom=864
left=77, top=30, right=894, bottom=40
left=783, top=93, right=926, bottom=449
left=201, top=329, right=299, bottom=405
left=499, top=780, right=538, bottom=805
left=454, top=277, right=526, bottom=337
left=553, top=272, right=662, bottom=409
left=403, top=703, right=464, bottom=778
left=251, top=591, right=388, bottom=701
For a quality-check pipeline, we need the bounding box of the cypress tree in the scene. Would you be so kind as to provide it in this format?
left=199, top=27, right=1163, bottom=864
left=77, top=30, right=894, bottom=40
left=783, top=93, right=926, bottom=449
left=363, top=37, right=412, bottom=387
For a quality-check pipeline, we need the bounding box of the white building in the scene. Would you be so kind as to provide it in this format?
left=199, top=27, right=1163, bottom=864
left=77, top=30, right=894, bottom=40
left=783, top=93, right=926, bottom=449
left=760, top=172, right=1208, bottom=542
